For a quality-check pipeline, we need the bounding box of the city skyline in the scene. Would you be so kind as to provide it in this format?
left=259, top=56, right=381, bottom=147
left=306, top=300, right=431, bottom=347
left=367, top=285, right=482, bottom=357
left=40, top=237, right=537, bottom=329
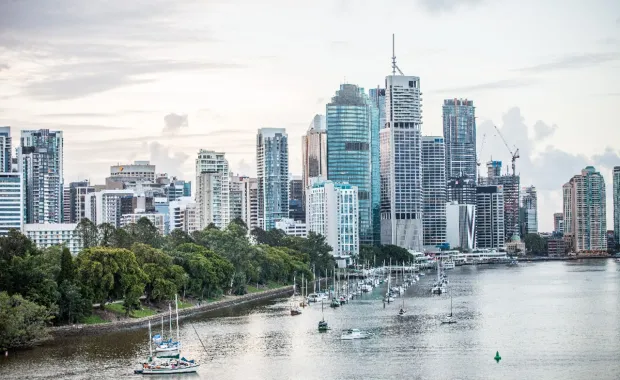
left=1, top=0, right=619, bottom=232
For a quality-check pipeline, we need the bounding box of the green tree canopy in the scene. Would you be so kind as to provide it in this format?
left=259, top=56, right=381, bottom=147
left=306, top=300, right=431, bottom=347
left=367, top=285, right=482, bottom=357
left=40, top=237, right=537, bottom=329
left=0, top=292, right=54, bottom=351
left=524, top=234, right=547, bottom=255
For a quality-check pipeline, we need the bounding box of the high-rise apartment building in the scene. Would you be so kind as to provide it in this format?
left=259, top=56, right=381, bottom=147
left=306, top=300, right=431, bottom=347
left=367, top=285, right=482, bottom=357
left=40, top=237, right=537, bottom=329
left=306, top=180, right=359, bottom=258
left=0, top=126, right=12, bottom=172
left=19, top=129, right=64, bottom=224
left=553, top=212, right=564, bottom=234
left=475, top=185, right=505, bottom=249
left=326, top=83, right=379, bottom=245
left=563, top=166, right=607, bottom=252
left=66, top=180, right=95, bottom=223
left=380, top=73, right=423, bottom=251
left=84, top=189, right=135, bottom=227
left=485, top=160, right=520, bottom=242
left=447, top=176, right=477, bottom=205
left=0, top=173, right=23, bottom=236
left=196, top=150, right=230, bottom=229
left=443, top=99, right=476, bottom=183
left=613, top=166, right=620, bottom=244
left=302, top=115, right=327, bottom=203
left=256, top=128, right=289, bottom=231
left=520, top=186, right=538, bottom=236
left=230, top=175, right=258, bottom=230
left=169, top=197, right=199, bottom=234
left=422, top=136, right=446, bottom=247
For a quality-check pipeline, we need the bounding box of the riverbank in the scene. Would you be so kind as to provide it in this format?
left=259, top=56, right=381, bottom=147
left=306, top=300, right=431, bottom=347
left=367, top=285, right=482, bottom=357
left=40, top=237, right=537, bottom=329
left=50, top=285, right=294, bottom=338
left=517, top=255, right=613, bottom=262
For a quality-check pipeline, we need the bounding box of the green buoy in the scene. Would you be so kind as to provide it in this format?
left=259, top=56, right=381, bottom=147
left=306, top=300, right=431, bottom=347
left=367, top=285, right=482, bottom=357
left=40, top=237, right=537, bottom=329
left=494, top=351, right=502, bottom=363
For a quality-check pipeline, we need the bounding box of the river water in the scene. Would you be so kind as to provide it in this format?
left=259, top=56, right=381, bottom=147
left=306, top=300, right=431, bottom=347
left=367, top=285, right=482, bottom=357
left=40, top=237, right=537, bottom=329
left=1, top=259, right=619, bottom=380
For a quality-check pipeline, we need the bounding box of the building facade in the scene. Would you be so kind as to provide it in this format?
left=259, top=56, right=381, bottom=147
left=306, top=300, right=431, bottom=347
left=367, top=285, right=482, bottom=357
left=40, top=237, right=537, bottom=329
left=302, top=115, right=327, bottom=207
left=230, top=175, right=258, bottom=230
left=614, top=166, right=620, bottom=245
left=19, top=129, right=64, bottom=224
left=256, top=128, right=289, bottom=231
left=553, top=212, right=564, bottom=234
left=445, top=201, right=475, bottom=251
left=289, top=177, right=305, bottom=222
left=326, top=84, right=379, bottom=245
left=520, top=185, right=538, bottom=236
left=67, top=180, right=95, bottom=223
left=275, top=218, right=307, bottom=237
left=380, top=74, right=423, bottom=251
left=110, top=161, right=155, bottom=182
left=475, top=185, right=505, bottom=249
left=0, top=126, right=12, bottom=172
left=563, top=166, right=607, bottom=253
left=84, top=189, right=135, bottom=227
left=443, top=99, right=476, bottom=183
left=196, top=150, right=230, bottom=230
left=168, top=197, right=199, bottom=234
left=421, top=136, right=446, bottom=248
left=0, top=173, right=24, bottom=236
left=120, top=213, right=166, bottom=236
left=23, top=223, right=81, bottom=255
left=306, top=180, right=359, bottom=257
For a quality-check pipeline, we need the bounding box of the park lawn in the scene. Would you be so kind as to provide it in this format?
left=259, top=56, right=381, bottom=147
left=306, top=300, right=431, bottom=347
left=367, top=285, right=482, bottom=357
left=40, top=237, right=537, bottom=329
left=80, top=315, right=109, bottom=324
left=104, top=302, right=158, bottom=318
left=178, top=300, right=194, bottom=309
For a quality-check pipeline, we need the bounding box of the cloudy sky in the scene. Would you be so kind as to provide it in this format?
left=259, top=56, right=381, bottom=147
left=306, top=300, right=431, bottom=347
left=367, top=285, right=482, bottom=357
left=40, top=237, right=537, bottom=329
left=1, top=0, right=619, bottom=231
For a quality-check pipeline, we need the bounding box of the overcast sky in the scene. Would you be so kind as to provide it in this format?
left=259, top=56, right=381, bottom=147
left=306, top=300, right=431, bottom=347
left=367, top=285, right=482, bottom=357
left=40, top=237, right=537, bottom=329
left=1, top=0, right=619, bottom=231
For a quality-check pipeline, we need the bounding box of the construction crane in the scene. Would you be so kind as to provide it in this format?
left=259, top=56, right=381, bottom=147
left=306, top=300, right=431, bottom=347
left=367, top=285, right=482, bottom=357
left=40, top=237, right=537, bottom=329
left=476, top=133, right=486, bottom=184
left=494, top=125, right=520, bottom=176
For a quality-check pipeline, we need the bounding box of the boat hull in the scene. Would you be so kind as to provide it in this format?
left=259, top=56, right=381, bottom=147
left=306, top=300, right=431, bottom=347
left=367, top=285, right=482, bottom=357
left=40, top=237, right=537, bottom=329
left=140, top=365, right=200, bottom=374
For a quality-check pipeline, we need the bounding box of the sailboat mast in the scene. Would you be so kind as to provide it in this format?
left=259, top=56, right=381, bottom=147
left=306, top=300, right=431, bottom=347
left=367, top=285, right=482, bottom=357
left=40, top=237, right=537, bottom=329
left=148, top=321, right=153, bottom=357
left=175, top=294, right=179, bottom=342
left=161, top=315, right=164, bottom=338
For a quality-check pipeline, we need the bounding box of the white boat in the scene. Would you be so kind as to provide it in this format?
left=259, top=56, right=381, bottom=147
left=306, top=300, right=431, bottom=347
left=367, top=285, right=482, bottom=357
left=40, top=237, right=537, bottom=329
left=340, top=329, right=372, bottom=340
left=441, top=287, right=457, bottom=324
left=443, top=259, right=456, bottom=270
left=154, top=303, right=181, bottom=354
left=307, top=293, right=320, bottom=303
left=137, top=358, right=199, bottom=375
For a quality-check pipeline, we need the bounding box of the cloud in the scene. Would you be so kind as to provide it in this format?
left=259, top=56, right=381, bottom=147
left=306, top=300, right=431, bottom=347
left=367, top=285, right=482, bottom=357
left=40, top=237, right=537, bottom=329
left=146, top=141, right=190, bottom=178
left=533, top=120, right=558, bottom=140
left=592, top=148, right=620, bottom=169
left=36, top=112, right=113, bottom=118
left=0, top=63, right=8, bottom=71
left=434, top=78, right=536, bottom=94
left=517, top=52, right=620, bottom=73
left=163, top=113, right=188, bottom=135
left=417, top=0, right=484, bottom=13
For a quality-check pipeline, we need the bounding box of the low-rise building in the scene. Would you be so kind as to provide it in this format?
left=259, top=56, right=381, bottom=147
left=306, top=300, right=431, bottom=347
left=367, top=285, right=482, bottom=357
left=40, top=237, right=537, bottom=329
left=23, top=223, right=82, bottom=255
left=120, top=213, right=166, bottom=236
left=275, top=218, right=307, bottom=237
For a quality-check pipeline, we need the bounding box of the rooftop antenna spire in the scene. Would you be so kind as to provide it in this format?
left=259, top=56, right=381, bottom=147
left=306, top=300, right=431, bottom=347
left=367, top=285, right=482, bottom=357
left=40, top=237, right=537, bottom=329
left=391, top=33, right=404, bottom=76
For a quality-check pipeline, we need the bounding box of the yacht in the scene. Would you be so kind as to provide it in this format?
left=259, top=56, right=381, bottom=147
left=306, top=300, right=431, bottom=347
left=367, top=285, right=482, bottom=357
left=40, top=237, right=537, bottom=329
left=340, top=329, right=372, bottom=340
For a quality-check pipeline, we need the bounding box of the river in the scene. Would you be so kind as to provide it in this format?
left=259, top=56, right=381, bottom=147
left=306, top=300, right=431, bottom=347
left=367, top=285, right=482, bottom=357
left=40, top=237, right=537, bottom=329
left=1, top=259, right=619, bottom=380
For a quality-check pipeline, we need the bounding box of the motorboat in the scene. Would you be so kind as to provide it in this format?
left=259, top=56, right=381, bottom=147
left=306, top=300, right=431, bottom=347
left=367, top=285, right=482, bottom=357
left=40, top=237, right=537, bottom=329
left=431, top=285, right=445, bottom=295
left=506, top=259, right=519, bottom=267
left=340, top=329, right=372, bottom=340
left=318, top=320, right=330, bottom=332
left=307, top=293, right=320, bottom=303
left=330, top=298, right=340, bottom=308
left=136, top=357, right=199, bottom=375
left=398, top=308, right=407, bottom=316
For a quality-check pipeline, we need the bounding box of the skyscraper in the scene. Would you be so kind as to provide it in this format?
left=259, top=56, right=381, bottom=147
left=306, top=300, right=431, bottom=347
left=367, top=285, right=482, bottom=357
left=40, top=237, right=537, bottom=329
left=613, top=166, right=620, bottom=245
left=486, top=160, right=520, bottom=242
left=0, top=173, right=23, bottom=236
left=19, top=129, right=64, bottom=224
left=256, top=128, right=289, bottom=231
left=230, top=175, right=258, bottom=230
left=0, top=126, right=12, bottom=172
left=475, top=185, right=505, bottom=249
left=67, top=180, right=95, bottom=223
left=195, top=150, right=230, bottom=229
left=520, top=186, right=538, bottom=236
left=302, top=115, right=327, bottom=196
left=326, top=83, right=378, bottom=245
left=443, top=99, right=476, bottom=183
left=563, top=166, right=607, bottom=252
left=422, top=136, right=446, bottom=247
left=368, top=87, right=386, bottom=129
left=380, top=72, right=423, bottom=250
left=288, top=176, right=304, bottom=222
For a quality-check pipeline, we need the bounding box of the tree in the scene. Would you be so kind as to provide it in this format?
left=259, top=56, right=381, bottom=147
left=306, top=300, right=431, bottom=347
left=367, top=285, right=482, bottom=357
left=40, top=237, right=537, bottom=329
left=75, top=219, right=99, bottom=249
left=524, top=234, right=547, bottom=255
left=109, top=227, right=134, bottom=249
left=75, top=247, right=147, bottom=309
left=0, top=292, right=53, bottom=350
left=57, top=280, right=90, bottom=324
left=132, top=243, right=186, bottom=302
left=164, top=229, right=193, bottom=250
left=57, top=247, right=75, bottom=285
left=127, top=218, right=162, bottom=248
left=0, top=229, right=38, bottom=263
left=98, top=223, right=116, bottom=247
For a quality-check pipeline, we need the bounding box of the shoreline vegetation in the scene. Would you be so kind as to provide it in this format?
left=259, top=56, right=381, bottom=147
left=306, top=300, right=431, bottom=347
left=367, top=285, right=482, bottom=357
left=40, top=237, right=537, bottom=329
left=0, top=217, right=335, bottom=351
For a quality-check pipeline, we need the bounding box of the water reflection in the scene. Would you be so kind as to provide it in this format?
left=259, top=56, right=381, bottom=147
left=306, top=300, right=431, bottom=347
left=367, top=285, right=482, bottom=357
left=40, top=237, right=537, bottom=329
left=1, top=260, right=620, bottom=380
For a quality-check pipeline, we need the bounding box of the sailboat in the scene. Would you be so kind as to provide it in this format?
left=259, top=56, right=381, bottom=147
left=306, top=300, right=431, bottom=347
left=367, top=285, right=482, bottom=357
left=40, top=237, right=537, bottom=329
left=384, top=259, right=394, bottom=303
left=441, top=287, right=457, bottom=324
left=318, top=300, right=330, bottom=332
left=397, top=296, right=407, bottom=316
left=154, top=297, right=181, bottom=354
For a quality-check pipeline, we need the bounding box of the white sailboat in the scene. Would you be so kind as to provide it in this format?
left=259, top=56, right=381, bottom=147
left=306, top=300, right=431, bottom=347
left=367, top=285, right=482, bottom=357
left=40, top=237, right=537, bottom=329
left=155, top=296, right=181, bottom=354
left=441, top=288, right=457, bottom=324
left=397, top=296, right=407, bottom=316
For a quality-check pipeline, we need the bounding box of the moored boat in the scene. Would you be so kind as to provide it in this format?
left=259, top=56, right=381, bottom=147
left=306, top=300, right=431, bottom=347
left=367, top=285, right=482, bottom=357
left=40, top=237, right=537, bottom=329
left=340, top=329, right=372, bottom=340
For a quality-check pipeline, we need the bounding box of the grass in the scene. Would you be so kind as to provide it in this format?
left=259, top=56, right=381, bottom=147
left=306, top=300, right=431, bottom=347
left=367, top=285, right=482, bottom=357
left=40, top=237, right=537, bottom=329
left=104, top=302, right=157, bottom=318
left=178, top=300, right=194, bottom=309
left=79, top=315, right=109, bottom=324
left=246, top=281, right=287, bottom=294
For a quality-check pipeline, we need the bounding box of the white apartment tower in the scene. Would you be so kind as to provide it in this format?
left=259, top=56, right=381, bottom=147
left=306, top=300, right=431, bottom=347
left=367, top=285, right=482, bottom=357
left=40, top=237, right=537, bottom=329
left=0, top=173, right=24, bottom=236
left=169, top=197, right=200, bottom=234
left=196, top=150, right=230, bottom=230
left=256, top=128, right=289, bottom=231
left=422, top=136, right=447, bottom=248
left=475, top=185, right=505, bottom=249
left=379, top=41, right=423, bottom=251
left=230, top=175, right=259, bottom=230
left=306, top=180, right=359, bottom=257
left=19, top=129, right=64, bottom=224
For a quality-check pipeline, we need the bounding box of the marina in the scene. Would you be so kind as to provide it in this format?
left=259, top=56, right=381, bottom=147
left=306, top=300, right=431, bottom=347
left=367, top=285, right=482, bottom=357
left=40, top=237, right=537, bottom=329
left=1, top=259, right=619, bottom=379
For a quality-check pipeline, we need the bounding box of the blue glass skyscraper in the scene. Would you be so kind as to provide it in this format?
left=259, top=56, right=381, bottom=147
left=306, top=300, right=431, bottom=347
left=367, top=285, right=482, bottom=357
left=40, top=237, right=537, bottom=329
left=327, top=84, right=379, bottom=246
